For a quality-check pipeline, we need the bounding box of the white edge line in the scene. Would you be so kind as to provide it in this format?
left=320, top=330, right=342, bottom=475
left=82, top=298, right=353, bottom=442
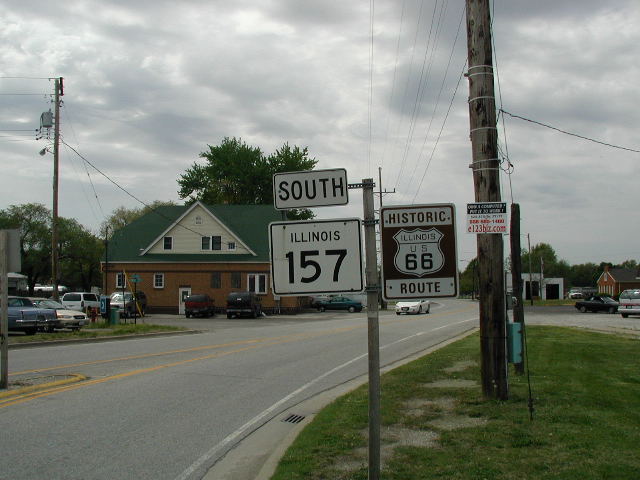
left=175, top=316, right=478, bottom=480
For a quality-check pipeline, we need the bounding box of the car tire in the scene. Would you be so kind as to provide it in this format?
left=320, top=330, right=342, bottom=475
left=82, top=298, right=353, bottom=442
left=608, top=307, right=616, bottom=314
left=579, top=306, right=587, bottom=313
left=418, top=306, right=422, bottom=314
left=348, top=306, right=356, bottom=313
left=426, top=305, right=430, bottom=314
left=319, top=306, right=326, bottom=312
left=25, top=328, right=37, bottom=336
left=621, top=313, right=629, bottom=318
left=396, top=312, right=400, bottom=315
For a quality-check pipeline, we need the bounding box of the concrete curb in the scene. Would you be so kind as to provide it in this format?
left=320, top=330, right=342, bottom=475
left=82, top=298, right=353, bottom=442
left=7, top=329, right=202, bottom=349
left=203, top=326, right=479, bottom=480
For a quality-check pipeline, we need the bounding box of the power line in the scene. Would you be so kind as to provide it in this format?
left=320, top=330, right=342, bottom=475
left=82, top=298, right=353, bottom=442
left=61, top=140, right=211, bottom=239
left=500, top=109, right=640, bottom=154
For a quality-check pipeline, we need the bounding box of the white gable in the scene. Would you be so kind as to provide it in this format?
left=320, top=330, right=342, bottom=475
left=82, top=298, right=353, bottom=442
left=144, top=203, right=253, bottom=255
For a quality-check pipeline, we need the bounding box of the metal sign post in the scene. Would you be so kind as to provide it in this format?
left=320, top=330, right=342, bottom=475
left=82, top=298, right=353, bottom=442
left=361, top=179, right=381, bottom=480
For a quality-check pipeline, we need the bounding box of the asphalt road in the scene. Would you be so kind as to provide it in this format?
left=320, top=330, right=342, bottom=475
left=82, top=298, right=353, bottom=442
left=1, top=298, right=482, bottom=480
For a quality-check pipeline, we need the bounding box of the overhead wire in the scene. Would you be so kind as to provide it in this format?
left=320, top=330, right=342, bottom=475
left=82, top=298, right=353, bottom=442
left=379, top=0, right=407, bottom=173
left=60, top=140, right=215, bottom=239
left=411, top=59, right=467, bottom=203
left=60, top=102, right=105, bottom=221
left=387, top=0, right=426, bottom=189
left=499, top=109, right=640, bottom=154
left=367, top=0, right=375, bottom=177
left=393, top=0, right=443, bottom=189
left=406, top=4, right=466, bottom=199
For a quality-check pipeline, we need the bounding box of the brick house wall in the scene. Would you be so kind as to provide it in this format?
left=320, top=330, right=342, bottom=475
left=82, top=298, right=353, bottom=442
left=104, top=261, right=304, bottom=314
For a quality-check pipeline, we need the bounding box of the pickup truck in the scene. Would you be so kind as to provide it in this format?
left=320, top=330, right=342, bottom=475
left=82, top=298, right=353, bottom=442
left=5, top=296, right=59, bottom=334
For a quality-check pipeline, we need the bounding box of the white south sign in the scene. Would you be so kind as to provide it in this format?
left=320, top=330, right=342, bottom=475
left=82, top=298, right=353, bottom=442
left=269, top=218, right=364, bottom=296
left=273, top=168, right=348, bottom=210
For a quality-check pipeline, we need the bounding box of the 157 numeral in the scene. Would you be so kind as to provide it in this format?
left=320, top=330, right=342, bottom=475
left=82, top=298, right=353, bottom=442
left=285, top=249, right=347, bottom=284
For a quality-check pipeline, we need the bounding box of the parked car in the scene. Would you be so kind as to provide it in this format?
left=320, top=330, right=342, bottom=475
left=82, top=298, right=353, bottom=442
left=226, top=292, right=262, bottom=318
left=110, top=291, right=147, bottom=318
left=574, top=295, right=619, bottom=314
left=30, top=298, right=87, bottom=331
left=310, top=295, right=331, bottom=308
left=316, top=296, right=363, bottom=313
left=567, top=289, right=584, bottom=299
left=61, top=292, right=100, bottom=311
left=5, top=296, right=59, bottom=334
left=395, top=299, right=431, bottom=315
left=618, top=289, right=640, bottom=318
left=184, top=294, right=215, bottom=318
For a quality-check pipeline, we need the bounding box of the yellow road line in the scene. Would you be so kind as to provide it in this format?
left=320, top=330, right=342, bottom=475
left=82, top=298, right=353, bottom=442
left=2, top=305, right=477, bottom=408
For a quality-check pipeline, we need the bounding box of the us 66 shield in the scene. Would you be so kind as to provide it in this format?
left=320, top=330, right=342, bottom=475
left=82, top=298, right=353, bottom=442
left=269, top=218, right=364, bottom=296
left=381, top=204, right=458, bottom=300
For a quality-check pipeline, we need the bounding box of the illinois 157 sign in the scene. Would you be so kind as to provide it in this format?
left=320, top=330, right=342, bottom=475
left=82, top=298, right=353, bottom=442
left=381, top=204, right=458, bottom=300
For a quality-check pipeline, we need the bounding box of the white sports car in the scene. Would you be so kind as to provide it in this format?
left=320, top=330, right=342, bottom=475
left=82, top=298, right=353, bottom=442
left=395, top=299, right=430, bottom=315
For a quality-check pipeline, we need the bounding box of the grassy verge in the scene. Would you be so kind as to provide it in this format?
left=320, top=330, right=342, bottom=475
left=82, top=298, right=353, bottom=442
left=272, top=326, right=640, bottom=479
left=9, top=322, right=186, bottom=344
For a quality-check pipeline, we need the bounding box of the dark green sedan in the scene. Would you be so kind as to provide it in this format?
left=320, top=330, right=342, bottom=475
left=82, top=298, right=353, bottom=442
left=316, top=296, right=363, bottom=313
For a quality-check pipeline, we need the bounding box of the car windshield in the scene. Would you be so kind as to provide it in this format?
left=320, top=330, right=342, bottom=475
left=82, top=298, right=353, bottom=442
left=111, top=293, right=132, bottom=302
left=602, top=297, right=616, bottom=303
left=37, top=299, right=65, bottom=309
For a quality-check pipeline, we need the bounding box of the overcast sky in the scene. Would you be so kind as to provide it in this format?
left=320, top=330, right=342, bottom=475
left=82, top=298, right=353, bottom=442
left=2, top=0, right=639, bottom=270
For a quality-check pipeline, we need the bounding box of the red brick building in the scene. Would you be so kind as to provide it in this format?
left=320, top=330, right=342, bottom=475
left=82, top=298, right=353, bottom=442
left=597, top=266, right=640, bottom=296
left=102, top=202, right=305, bottom=314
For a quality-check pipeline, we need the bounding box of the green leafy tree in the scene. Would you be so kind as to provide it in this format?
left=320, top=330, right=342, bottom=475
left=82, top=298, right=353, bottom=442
left=178, top=137, right=317, bottom=219
left=0, top=203, right=52, bottom=292
left=459, top=258, right=479, bottom=297
left=58, top=218, right=103, bottom=291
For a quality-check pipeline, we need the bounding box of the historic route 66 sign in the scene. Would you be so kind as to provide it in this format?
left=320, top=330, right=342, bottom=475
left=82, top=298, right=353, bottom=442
left=381, top=204, right=458, bottom=300
left=393, top=228, right=444, bottom=276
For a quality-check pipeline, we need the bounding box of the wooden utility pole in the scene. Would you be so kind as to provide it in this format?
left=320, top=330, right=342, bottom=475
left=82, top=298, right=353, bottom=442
left=51, top=77, right=63, bottom=301
left=465, top=0, right=508, bottom=399
left=510, top=204, right=525, bottom=374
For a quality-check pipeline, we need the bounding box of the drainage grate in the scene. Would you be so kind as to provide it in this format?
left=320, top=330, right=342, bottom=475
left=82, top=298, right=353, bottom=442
left=282, top=413, right=306, bottom=424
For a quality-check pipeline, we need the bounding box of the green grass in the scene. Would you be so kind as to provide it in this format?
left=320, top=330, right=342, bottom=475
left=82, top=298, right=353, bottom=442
left=9, top=322, right=186, bottom=344
left=271, top=327, right=640, bottom=480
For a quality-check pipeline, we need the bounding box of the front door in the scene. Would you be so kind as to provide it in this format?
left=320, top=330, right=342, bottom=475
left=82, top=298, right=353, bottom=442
left=178, top=287, right=191, bottom=315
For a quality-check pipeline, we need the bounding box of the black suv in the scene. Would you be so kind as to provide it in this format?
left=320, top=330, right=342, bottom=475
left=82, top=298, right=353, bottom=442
left=226, top=292, right=262, bottom=318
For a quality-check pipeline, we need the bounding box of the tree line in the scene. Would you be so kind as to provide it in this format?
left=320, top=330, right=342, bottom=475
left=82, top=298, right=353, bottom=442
left=1, top=138, right=315, bottom=293
left=459, top=242, right=638, bottom=296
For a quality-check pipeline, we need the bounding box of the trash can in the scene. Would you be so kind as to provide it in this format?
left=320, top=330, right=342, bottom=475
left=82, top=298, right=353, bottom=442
left=109, top=308, right=120, bottom=325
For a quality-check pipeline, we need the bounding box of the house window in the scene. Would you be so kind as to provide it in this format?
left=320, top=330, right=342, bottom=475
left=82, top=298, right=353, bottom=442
left=248, top=274, right=267, bottom=294
left=116, top=272, right=126, bottom=289
left=228, top=242, right=236, bottom=250
left=163, top=236, right=173, bottom=250
left=231, top=272, right=242, bottom=289
left=195, top=216, right=202, bottom=225
left=201, top=236, right=222, bottom=251
left=154, top=273, right=165, bottom=289
left=211, top=272, right=221, bottom=289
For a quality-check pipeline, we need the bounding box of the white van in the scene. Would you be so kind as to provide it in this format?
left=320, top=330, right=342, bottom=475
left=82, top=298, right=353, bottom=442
left=618, top=289, right=640, bottom=318
left=61, top=292, right=100, bottom=311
